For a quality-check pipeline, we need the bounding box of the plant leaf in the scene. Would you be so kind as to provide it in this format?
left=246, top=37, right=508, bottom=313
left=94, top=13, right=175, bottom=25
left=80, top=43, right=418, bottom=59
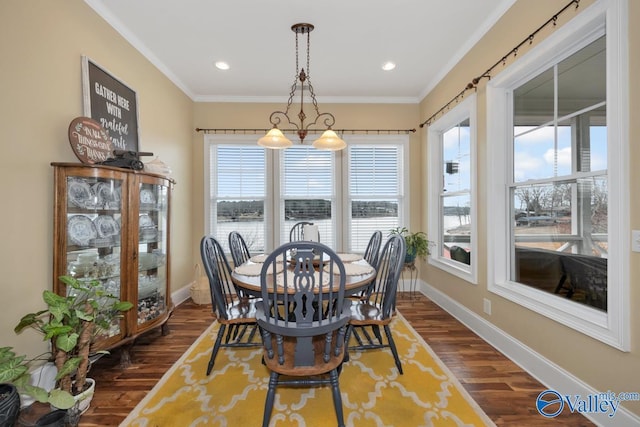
left=56, top=356, right=82, bottom=379
left=55, top=332, right=79, bottom=352
left=14, top=311, right=47, bottom=333
left=114, top=301, right=134, bottom=311
left=23, top=384, right=51, bottom=404
left=0, top=347, right=17, bottom=364
left=0, top=362, right=28, bottom=383
left=43, top=290, right=67, bottom=306
left=43, top=324, right=74, bottom=341
left=0, top=347, right=32, bottom=384
left=48, top=388, right=76, bottom=410
left=75, top=309, right=95, bottom=322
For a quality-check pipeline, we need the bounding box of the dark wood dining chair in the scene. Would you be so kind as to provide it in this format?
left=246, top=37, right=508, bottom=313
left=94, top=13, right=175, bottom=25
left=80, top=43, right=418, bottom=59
left=256, top=241, right=350, bottom=427
left=355, top=230, right=383, bottom=299
left=200, top=235, right=261, bottom=375
left=289, top=221, right=316, bottom=242
left=345, top=234, right=406, bottom=374
left=228, top=230, right=251, bottom=267
left=363, top=230, right=383, bottom=269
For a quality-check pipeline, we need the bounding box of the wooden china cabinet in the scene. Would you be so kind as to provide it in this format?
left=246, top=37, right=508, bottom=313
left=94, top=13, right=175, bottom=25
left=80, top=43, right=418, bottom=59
left=51, top=163, right=174, bottom=365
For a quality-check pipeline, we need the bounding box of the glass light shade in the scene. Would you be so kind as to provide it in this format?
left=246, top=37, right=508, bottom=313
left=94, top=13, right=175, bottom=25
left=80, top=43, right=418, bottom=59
left=258, top=127, right=292, bottom=149
left=312, top=129, right=346, bottom=151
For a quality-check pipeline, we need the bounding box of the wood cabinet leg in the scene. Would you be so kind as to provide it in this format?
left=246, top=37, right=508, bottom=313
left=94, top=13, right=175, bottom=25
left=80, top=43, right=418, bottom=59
left=161, top=322, right=170, bottom=336
left=119, top=345, right=133, bottom=369
left=161, top=306, right=175, bottom=336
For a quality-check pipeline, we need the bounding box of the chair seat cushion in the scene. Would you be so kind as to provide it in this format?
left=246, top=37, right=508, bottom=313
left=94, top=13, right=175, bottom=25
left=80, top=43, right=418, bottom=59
left=348, top=302, right=390, bottom=325
left=223, top=297, right=260, bottom=323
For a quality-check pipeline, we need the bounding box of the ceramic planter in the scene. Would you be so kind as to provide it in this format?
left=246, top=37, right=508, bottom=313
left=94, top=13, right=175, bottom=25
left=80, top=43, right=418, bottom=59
left=0, top=383, right=20, bottom=427
left=34, top=409, right=66, bottom=427
left=58, top=378, right=96, bottom=427
left=49, top=377, right=96, bottom=427
left=404, top=252, right=416, bottom=265
left=74, top=378, right=95, bottom=415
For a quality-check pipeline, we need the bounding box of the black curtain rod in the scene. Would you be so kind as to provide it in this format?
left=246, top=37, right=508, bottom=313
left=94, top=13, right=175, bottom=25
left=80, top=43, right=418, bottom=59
left=419, top=0, right=580, bottom=128
left=196, top=128, right=416, bottom=135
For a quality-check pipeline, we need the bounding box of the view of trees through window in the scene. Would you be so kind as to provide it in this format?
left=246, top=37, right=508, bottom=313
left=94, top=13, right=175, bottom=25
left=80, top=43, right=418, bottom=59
left=213, top=200, right=396, bottom=221
left=510, top=35, right=607, bottom=311
left=209, top=137, right=406, bottom=255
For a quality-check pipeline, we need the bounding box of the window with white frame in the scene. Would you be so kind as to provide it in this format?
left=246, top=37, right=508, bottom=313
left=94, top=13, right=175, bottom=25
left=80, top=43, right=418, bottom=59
left=347, top=140, right=405, bottom=253
left=486, top=0, right=629, bottom=350
left=281, top=146, right=336, bottom=246
left=207, top=143, right=267, bottom=253
left=428, top=95, right=477, bottom=283
left=205, top=134, right=408, bottom=254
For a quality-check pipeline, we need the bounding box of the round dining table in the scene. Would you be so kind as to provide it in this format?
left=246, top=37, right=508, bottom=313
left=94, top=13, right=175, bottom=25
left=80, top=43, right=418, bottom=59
left=231, top=252, right=376, bottom=297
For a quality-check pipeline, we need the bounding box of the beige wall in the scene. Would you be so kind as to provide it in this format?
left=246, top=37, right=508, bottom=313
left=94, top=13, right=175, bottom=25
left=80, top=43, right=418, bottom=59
left=420, top=0, right=639, bottom=416
left=0, top=0, right=194, bottom=358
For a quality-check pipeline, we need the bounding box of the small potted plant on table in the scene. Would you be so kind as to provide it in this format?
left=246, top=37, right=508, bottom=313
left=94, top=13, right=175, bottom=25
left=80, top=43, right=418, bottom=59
left=14, top=276, right=133, bottom=424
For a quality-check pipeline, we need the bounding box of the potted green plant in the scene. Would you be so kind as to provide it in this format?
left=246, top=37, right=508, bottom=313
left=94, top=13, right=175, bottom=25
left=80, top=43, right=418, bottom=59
left=389, top=227, right=432, bottom=264
left=0, top=347, right=70, bottom=426
left=14, top=276, right=133, bottom=416
left=0, top=347, right=26, bottom=427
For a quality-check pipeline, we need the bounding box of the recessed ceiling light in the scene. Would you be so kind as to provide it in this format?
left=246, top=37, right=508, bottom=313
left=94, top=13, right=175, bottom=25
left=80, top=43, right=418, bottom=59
left=382, top=61, right=396, bottom=71
left=215, top=61, right=230, bottom=70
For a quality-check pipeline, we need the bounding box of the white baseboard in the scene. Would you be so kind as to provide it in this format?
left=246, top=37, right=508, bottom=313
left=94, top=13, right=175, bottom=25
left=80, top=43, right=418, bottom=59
left=171, top=284, right=193, bottom=307
left=415, top=280, right=640, bottom=427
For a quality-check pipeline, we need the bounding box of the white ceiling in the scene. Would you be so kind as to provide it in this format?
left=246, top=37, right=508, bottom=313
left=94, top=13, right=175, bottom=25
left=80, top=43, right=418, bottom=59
left=85, top=0, right=516, bottom=103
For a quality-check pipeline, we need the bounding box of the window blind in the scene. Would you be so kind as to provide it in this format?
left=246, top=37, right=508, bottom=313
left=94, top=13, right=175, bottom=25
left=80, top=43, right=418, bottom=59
left=348, top=145, right=402, bottom=252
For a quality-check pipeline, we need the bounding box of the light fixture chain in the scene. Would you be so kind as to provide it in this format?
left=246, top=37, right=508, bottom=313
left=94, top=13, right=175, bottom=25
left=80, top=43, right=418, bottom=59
left=307, top=77, right=321, bottom=118
left=295, top=29, right=300, bottom=75
left=304, top=27, right=319, bottom=118
left=306, top=27, right=311, bottom=77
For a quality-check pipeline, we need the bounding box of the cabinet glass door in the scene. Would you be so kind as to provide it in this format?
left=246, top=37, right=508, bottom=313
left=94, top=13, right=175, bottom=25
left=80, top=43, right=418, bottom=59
left=137, top=181, right=169, bottom=325
left=65, top=175, right=124, bottom=340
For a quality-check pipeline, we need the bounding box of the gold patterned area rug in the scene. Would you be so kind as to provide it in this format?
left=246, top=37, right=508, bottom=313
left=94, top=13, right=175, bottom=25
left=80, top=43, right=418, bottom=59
left=120, top=313, right=495, bottom=426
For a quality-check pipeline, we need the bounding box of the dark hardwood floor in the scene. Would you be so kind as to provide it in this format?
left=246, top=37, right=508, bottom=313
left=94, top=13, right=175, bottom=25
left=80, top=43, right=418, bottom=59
left=79, top=294, right=594, bottom=426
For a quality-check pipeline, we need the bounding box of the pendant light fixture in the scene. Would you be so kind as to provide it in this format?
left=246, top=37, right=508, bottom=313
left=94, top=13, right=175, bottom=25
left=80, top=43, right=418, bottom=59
left=258, top=23, right=346, bottom=151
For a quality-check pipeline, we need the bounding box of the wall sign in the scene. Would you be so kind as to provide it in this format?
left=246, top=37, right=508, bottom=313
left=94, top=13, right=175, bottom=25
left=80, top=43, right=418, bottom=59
left=82, top=56, right=139, bottom=152
left=68, top=117, right=114, bottom=164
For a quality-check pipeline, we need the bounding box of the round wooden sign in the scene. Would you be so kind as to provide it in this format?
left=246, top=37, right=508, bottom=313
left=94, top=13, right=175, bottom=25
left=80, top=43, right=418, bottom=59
left=68, top=117, right=114, bottom=164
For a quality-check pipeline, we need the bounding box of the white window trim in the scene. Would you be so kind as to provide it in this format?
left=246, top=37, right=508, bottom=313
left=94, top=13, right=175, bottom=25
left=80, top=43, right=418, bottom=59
left=427, top=94, right=478, bottom=284
left=486, top=0, right=629, bottom=350
left=276, top=146, right=340, bottom=249
left=203, top=134, right=277, bottom=249
left=205, top=134, right=410, bottom=254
